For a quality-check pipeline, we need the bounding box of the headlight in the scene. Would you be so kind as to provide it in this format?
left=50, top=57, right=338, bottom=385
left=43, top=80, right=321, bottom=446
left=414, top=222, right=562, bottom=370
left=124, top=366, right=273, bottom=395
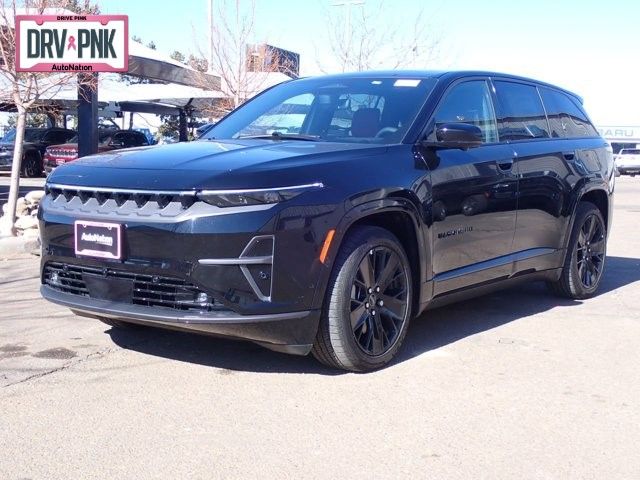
left=197, top=182, right=323, bottom=207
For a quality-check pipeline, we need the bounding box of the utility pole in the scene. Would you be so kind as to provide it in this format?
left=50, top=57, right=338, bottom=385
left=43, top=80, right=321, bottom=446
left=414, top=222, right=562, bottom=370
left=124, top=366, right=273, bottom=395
left=332, top=0, right=365, bottom=45
left=208, top=0, right=214, bottom=73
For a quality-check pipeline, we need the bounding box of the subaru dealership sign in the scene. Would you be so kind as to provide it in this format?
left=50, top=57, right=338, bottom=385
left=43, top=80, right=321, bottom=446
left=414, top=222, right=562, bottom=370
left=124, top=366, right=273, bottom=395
left=15, top=15, right=128, bottom=72
left=597, top=126, right=640, bottom=142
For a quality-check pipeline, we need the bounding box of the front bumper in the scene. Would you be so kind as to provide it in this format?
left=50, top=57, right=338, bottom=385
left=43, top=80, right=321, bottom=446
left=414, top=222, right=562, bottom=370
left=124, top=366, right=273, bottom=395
left=42, top=285, right=319, bottom=354
left=38, top=184, right=341, bottom=354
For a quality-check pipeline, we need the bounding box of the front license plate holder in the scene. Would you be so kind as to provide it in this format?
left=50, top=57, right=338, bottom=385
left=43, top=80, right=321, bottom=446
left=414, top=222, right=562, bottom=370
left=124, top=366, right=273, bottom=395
left=74, top=220, right=122, bottom=260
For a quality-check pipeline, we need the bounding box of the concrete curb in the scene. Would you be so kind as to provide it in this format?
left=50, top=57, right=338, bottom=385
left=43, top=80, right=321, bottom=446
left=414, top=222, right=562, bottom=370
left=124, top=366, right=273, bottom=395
left=0, top=235, right=40, bottom=259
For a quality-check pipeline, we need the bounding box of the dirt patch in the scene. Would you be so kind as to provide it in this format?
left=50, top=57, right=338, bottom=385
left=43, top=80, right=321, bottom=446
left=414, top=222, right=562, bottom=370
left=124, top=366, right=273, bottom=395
left=0, top=344, right=29, bottom=359
left=32, top=347, right=77, bottom=360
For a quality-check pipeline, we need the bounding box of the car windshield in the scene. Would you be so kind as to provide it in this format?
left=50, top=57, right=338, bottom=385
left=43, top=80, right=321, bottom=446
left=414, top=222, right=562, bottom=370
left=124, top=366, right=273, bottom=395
left=65, top=131, right=118, bottom=145
left=621, top=149, right=640, bottom=155
left=2, top=129, right=45, bottom=143
left=203, top=76, right=438, bottom=144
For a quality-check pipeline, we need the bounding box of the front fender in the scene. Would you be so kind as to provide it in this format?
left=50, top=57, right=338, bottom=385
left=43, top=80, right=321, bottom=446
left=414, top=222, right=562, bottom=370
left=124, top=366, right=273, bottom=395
left=310, top=196, right=429, bottom=311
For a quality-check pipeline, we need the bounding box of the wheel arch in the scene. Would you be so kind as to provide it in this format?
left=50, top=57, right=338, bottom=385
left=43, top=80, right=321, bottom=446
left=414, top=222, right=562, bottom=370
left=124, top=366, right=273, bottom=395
left=563, top=185, right=611, bottom=251
left=580, top=189, right=609, bottom=228
left=318, top=197, right=428, bottom=317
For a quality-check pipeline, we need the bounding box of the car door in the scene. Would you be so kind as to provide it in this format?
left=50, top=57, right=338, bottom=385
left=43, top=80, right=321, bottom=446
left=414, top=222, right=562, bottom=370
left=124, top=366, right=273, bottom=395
left=110, top=132, right=127, bottom=149
left=425, top=79, right=519, bottom=295
left=492, top=80, right=575, bottom=274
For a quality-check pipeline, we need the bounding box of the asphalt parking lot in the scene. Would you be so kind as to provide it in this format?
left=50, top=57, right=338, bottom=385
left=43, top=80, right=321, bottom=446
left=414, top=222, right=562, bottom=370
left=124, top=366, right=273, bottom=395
left=1, top=176, right=639, bottom=479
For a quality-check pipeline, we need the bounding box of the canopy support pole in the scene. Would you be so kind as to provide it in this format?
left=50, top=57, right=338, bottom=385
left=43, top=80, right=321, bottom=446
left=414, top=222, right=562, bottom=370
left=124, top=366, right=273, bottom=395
left=77, top=73, right=99, bottom=158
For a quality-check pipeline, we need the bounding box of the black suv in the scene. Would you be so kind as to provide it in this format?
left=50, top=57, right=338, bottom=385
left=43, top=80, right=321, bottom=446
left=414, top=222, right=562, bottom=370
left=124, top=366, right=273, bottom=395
left=0, top=127, right=76, bottom=177
left=39, top=71, right=615, bottom=371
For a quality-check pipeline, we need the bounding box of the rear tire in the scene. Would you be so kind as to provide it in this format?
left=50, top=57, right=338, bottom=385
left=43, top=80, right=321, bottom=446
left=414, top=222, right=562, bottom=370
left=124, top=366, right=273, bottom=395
left=312, top=226, right=413, bottom=372
left=548, top=201, right=606, bottom=299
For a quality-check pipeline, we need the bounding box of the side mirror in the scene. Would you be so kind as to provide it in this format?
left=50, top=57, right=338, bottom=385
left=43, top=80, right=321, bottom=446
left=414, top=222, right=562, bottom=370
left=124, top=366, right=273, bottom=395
left=423, top=123, right=483, bottom=149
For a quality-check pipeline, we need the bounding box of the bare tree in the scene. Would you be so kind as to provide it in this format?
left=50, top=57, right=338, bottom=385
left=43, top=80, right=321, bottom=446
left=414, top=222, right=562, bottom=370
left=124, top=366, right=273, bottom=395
left=320, top=0, right=442, bottom=73
left=195, top=0, right=297, bottom=114
left=0, top=0, right=96, bottom=236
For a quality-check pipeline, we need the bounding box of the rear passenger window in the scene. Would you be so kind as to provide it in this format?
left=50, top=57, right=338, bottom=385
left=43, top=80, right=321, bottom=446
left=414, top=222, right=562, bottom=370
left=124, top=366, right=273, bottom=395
left=432, top=80, right=498, bottom=143
left=539, top=87, right=598, bottom=138
left=494, top=81, right=549, bottom=141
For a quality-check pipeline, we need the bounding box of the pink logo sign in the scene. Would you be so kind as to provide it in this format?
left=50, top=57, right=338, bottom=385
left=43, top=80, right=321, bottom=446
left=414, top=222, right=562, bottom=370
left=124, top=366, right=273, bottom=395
left=15, top=15, right=129, bottom=73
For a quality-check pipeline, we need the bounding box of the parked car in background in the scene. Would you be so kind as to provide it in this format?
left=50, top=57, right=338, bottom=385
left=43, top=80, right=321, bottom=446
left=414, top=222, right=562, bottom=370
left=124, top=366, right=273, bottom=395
left=615, top=148, right=640, bottom=176
left=40, top=70, right=614, bottom=371
left=0, top=127, right=76, bottom=177
left=44, top=129, right=150, bottom=174
left=134, top=128, right=156, bottom=145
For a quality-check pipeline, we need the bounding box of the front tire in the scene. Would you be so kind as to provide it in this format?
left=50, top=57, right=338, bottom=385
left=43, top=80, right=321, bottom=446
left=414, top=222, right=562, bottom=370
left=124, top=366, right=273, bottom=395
left=312, top=226, right=413, bottom=372
left=21, top=153, right=41, bottom=178
left=548, top=202, right=607, bottom=299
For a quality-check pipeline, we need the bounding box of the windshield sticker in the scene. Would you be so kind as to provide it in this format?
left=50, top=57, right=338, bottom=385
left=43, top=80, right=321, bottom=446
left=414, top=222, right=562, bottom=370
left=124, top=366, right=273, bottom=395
left=394, top=79, right=421, bottom=87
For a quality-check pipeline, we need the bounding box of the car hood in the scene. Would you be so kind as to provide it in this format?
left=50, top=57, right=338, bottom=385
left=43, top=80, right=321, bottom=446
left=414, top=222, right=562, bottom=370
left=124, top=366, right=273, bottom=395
left=47, top=143, right=78, bottom=150
left=47, top=139, right=389, bottom=190
left=46, top=143, right=113, bottom=152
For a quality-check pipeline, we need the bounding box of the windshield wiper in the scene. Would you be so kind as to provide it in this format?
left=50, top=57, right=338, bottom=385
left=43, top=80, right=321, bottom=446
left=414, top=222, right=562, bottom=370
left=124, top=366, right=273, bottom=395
left=238, top=132, right=322, bottom=142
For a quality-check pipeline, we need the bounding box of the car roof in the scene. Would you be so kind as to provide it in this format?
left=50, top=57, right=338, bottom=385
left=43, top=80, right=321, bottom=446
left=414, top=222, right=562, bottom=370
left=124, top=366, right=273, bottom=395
left=297, top=70, right=583, bottom=103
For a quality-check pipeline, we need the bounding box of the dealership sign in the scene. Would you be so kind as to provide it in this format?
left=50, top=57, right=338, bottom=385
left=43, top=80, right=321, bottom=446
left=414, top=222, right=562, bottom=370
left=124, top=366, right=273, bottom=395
left=596, top=126, right=640, bottom=142
left=15, top=15, right=128, bottom=72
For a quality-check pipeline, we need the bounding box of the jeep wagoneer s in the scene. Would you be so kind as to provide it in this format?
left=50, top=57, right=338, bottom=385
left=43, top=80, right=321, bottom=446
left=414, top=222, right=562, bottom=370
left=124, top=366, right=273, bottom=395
left=40, top=71, right=615, bottom=371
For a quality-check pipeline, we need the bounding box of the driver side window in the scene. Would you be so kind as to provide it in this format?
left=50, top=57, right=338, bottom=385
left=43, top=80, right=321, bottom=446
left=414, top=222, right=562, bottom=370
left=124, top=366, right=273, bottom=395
left=432, top=80, right=498, bottom=143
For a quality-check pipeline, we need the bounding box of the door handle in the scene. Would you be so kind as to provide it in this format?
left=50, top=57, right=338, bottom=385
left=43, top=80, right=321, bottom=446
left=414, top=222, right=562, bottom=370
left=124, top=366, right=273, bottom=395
left=497, top=158, right=514, bottom=171
left=563, top=151, right=576, bottom=160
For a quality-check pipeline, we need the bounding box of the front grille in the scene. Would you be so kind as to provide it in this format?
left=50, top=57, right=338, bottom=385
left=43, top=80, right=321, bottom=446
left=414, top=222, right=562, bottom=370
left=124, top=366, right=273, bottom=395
left=43, top=262, right=227, bottom=312
left=46, top=148, right=77, bottom=158
left=45, top=184, right=197, bottom=210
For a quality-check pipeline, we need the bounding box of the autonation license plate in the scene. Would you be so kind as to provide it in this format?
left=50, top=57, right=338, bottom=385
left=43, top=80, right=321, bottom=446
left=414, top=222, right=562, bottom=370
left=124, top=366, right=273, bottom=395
left=74, top=220, right=122, bottom=260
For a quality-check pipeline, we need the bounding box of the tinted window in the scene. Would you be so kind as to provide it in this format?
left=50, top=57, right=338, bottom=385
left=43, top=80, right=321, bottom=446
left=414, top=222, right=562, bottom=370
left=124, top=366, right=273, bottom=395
left=22, top=129, right=46, bottom=142
left=494, top=81, right=549, bottom=140
left=125, top=132, right=148, bottom=147
left=431, top=80, right=498, bottom=143
left=43, top=130, right=74, bottom=145
left=539, top=87, right=598, bottom=138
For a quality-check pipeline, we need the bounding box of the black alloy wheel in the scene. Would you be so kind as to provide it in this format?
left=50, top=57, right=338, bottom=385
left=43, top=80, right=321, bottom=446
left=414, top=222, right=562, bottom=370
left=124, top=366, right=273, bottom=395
left=350, top=246, right=409, bottom=356
left=312, top=226, right=413, bottom=372
left=548, top=201, right=607, bottom=299
left=575, top=213, right=605, bottom=289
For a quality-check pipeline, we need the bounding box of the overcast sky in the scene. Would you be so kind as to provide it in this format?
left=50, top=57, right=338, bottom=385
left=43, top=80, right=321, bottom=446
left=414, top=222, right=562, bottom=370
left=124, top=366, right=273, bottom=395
left=38, top=0, right=640, bottom=126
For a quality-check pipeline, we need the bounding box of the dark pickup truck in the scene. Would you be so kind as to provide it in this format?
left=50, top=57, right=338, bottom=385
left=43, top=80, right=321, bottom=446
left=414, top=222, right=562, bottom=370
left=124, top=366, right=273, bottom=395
left=0, top=127, right=76, bottom=177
